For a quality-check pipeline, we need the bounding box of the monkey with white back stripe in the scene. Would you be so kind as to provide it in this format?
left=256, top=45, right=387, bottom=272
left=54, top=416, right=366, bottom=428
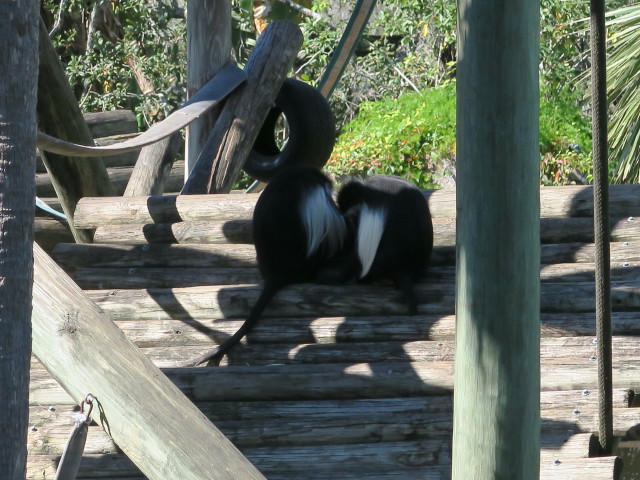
left=187, top=166, right=346, bottom=366
left=336, top=175, right=434, bottom=315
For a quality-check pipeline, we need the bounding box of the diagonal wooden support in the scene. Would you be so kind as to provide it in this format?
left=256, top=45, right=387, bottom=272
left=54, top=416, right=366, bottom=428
left=181, top=20, right=303, bottom=194
left=37, top=18, right=114, bottom=243
left=31, top=243, right=266, bottom=480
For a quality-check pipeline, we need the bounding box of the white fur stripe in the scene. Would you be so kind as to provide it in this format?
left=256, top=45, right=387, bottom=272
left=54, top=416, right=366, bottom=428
left=301, top=185, right=346, bottom=258
left=357, top=205, right=386, bottom=278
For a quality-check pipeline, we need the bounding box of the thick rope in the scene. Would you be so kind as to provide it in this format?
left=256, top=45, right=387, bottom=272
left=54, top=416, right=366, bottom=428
left=36, top=63, right=246, bottom=157
left=590, top=0, right=614, bottom=454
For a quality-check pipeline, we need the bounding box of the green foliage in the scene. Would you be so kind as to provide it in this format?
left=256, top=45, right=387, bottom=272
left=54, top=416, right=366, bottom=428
left=327, top=85, right=456, bottom=188
left=602, top=3, right=640, bottom=183
left=41, top=0, right=637, bottom=188
left=328, top=82, right=594, bottom=189
left=296, top=0, right=456, bottom=126
left=539, top=86, right=594, bottom=185
left=43, top=0, right=186, bottom=130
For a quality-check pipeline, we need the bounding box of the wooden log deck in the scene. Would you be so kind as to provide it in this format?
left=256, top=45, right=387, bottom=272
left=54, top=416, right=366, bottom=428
left=27, top=184, right=640, bottom=479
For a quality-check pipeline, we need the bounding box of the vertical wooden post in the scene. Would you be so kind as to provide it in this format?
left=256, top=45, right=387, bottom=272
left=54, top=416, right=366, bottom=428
left=185, top=0, right=232, bottom=178
left=452, top=1, right=540, bottom=478
left=0, top=2, right=38, bottom=478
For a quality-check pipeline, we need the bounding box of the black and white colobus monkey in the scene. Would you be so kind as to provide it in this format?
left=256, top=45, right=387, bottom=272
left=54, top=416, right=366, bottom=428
left=336, top=175, right=434, bottom=315
left=189, top=166, right=346, bottom=366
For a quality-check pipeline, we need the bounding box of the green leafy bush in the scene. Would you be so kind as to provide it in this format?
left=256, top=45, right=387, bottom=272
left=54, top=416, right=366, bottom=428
left=328, top=81, right=594, bottom=188
left=326, top=84, right=456, bottom=188
left=539, top=86, right=594, bottom=185
left=43, top=0, right=186, bottom=129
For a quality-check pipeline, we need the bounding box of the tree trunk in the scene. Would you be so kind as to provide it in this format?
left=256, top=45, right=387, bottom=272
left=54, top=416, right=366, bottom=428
left=0, top=2, right=39, bottom=478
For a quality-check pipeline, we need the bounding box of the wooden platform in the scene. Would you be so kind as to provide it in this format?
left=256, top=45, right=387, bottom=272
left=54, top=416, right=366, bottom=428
left=27, top=184, right=640, bottom=479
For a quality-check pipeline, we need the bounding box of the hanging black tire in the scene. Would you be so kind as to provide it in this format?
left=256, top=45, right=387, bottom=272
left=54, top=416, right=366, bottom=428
left=244, top=78, right=336, bottom=182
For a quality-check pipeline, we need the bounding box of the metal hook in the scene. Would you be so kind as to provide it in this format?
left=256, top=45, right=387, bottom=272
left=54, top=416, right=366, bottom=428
left=80, top=394, right=95, bottom=419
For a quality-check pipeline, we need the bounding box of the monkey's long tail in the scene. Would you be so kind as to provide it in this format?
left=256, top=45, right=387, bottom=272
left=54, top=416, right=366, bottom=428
left=181, top=281, right=283, bottom=367
left=395, top=273, right=418, bottom=316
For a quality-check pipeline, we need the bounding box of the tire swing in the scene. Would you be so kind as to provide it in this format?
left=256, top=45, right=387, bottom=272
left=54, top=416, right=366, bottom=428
left=243, top=77, right=336, bottom=182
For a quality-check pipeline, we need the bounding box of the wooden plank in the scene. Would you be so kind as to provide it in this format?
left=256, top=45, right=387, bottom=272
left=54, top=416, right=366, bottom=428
left=34, top=218, right=73, bottom=254
left=103, top=312, right=640, bottom=348
left=123, top=132, right=183, bottom=196
left=25, top=440, right=623, bottom=480
left=83, top=216, right=640, bottom=246
left=29, top=360, right=640, bottom=404
left=84, top=110, right=138, bottom=138
left=30, top=244, right=265, bottom=480
left=185, top=0, right=231, bottom=175
left=50, top=241, right=640, bottom=270
left=72, top=185, right=640, bottom=228
left=75, top=193, right=260, bottom=228
left=36, top=161, right=185, bottom=198
left=66, top=261, right=640, bottom=289
left=130, top=336, right=640, bottom=368
left=52, top=243, right=258, bottom=270
left=71, top=266, right=261, bottom=289
left=82, top=279, right=640, bottom=322
left=28, top=404, right=637, bottom=458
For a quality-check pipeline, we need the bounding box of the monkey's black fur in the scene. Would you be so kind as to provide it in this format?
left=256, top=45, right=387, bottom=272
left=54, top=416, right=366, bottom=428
left=337, top=175, right=434, bottom=315
left=188, top=167, right=346, bottom=366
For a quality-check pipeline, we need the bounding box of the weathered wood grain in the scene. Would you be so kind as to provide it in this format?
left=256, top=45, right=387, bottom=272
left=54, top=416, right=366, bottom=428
left=65, top=261, right=640, bottom=290
left=28, top=359, right=640, bottom=404
left=185, top=0, right=231, bottom=174
left=83, top=110, right=137, bottom=138
left=103, top=312, right=640, bottom=349
left=25, top=438, right=623, bottom=480
left=26, top=403, right=638, bottom=455
left=31, top=244, right=265, bottom=480
left=75, top=193, right=259, bottom=228
left=79, top=216, right=640, bottom=246
left=71, top=266, right=261, bottom=289
left=123, top=132, right=183, bottom=197
left=82, top=279, right=640, bottom=322
left=36, top=19, right=113, bottom=242
left=34, top=218, right=73, bottom=253
left=53, top=243, right=258, bottom=270
left=51, top=241, right=640, bottom=271
left=36, top=161, right=185, bottom=198
left=182, top=21, right=303, bottom=194
left=72, top=184, right=640, bottom=228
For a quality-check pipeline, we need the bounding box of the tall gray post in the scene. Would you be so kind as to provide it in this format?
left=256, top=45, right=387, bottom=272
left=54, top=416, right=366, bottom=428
left=452, top=1, right=541, bottom=478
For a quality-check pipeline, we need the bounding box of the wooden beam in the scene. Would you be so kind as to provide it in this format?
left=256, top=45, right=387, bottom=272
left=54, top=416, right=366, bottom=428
left=123, top=132, right=183, bottom=196
left=30, top=243, right=266, bottom=480
left=65, top=260, right=640, bottom=290
left=185, top=0, right=232, bottom=176
left=182, top=20, right=303, bottom=194
left=49, top=240, right=640, bottom=269
left=29, top=359, right=640, bottom=403
left=72, top=185, right=640, bottom=227
left=36, top=19, right=114, bottom=243
left=81, top=280, right=640, bottom=322
left=453, top=0, right=541, bottom=478
left=24, top=451, right=622, bottom=480
left=84, top=216, right=640, bottom=246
